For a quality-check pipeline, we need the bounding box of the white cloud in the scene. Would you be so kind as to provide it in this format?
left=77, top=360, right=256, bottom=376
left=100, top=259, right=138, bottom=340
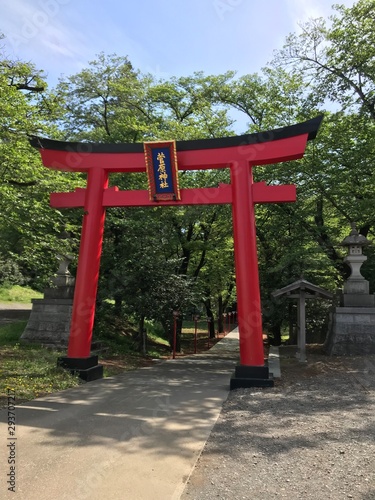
left=285, top=0, right=356, bottom=31
left=1, top=0, right=94, bottom=82
left=2, top=0, right=73, bottom=43
left=286, top=0, right=328, bottom=23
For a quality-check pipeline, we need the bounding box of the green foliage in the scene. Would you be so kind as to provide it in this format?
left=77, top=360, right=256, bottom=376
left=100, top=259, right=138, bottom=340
left=98, top=206, right=201, bottom=341
left=275, top=0, right=375, bottom=119
left=0, top=36, right=85, bottom=289
left=56, top=52, right=157, bottom=142
left=1, top=2, right=375, bottom=344
left=0, top=256, right=25, bottom=286
left=212, top=68, right=316, bottom=131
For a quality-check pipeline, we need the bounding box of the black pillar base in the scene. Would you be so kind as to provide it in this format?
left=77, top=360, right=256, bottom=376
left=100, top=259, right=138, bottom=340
left=57, top=355, right=103, bottom=382
left=230, top=365, right=274, bottom=389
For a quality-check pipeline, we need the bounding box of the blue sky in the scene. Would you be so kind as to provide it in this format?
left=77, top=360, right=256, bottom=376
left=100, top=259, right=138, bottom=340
left=1, top=0, right=356, bottom=88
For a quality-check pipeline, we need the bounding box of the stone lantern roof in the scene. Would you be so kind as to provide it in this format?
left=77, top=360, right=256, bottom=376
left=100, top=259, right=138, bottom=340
left=340, top=222, right=371, bottom=248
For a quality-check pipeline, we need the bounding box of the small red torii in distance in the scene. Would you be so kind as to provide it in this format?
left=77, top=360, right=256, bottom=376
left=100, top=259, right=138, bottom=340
left=30, top=116, right=323, bottom=387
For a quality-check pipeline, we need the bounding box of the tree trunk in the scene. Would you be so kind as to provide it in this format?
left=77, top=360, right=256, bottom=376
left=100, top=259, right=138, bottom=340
left=176, top=316, right=182, bottom=352
left=217, top=295, right=224, bottom=333
left=204, top=299, right=216, bottom=338
left=139, top=315, right=146, bottom=356
left=313, top=196, right=346, bottom=277
left=114, top=293, right=122, bottom=316
left=269, top=322, right=282, bottom=346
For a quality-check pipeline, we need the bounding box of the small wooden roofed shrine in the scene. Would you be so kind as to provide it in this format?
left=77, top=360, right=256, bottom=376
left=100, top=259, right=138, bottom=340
left=272, top=279, right=333, bottom=362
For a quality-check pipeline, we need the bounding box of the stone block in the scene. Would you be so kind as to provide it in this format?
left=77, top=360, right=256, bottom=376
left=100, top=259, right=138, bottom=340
left=362, top=324, right=375, bottom=334
left=21, top=297, right=73, bottom=347
left=44, top=286, right=75, bottom=299
left=354, top=314, right=371, bottom=323
left=31, top=298, right=73, bottom=306
left=325, top=306, right=375, bottom=355
left=335, top=313, right=354, bottom=323
left=344, top=279, right=369, bottom=295
left=334, top=323, right=350, bottom=335
left=343, top=294, right=375, bottom=307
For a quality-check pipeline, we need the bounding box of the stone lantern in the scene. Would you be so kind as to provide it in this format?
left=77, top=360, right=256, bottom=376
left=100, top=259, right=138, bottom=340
left=21, top=231, right=76, bottom=347
left=340, top=222, right=374, bottom=307
left=325, top=222, right=375, bottom=355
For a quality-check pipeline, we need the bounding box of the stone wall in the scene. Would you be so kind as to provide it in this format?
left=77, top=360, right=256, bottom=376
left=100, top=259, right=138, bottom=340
left=21, top=298, right=73, bottom=348
left=325, top=307, right=375, bottom=355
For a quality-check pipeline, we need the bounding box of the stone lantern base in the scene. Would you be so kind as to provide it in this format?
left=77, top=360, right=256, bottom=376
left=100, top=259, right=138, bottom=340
left=21, top=274, right=74, bottom=349
left=325, top=306, right=375, bottom=355
left=21, top=297, right=73, bottom=348
left=342, top=277, right=375, bottom=307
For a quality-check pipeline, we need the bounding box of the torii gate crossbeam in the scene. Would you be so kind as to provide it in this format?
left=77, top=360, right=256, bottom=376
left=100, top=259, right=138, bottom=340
left=30, top=116, right=323, bottom=387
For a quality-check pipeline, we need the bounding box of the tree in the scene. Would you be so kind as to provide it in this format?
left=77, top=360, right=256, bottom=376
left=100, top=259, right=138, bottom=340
left=148, top=72, right=234, bottom=139
left=203, top=2, right=375, bottom=338
left=212, top=67, right=318, bottom=131
left=55, top=52, right=159, bottom=142
left=98, top=207, right=199, bottom=353
left=275, top=0, right=375, bottom=119
left=0, top=37, right=83, bottom=289
left=55, top=58, right=237, bottom=346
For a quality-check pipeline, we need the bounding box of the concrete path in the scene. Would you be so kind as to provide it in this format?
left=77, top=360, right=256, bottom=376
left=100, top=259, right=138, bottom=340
left=0, top=331, right=240, bottom=500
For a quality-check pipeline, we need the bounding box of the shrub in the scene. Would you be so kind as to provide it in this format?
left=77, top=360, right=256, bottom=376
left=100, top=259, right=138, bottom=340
left=0, top=256, right=26, bottom=286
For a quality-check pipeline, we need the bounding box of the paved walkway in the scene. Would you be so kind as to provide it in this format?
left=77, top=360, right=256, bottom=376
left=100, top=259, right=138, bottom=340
left=0, top=331, right=241, bottom=500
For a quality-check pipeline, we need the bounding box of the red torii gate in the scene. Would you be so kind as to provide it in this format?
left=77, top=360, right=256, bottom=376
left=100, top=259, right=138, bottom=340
left=30, top=116, right=322, bottom=387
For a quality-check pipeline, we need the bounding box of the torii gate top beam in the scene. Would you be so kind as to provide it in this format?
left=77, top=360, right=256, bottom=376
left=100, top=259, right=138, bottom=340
left=30, top=116, right=323, bottom=173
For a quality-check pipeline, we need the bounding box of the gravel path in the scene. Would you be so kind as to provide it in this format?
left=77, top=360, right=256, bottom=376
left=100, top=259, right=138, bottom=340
left=182, top=349, right=375, bottom=500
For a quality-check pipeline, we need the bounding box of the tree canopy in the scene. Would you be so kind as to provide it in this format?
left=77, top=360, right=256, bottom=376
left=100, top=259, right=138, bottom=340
left=1, top=0, right=374, bottom=348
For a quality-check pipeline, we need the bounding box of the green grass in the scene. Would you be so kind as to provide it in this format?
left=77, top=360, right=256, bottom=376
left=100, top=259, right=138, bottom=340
left=147, top=331, right=169, bottom=347
left=182, top=320, right=210, bottom=335
left=0, top=321, right=27, bottom=345
left=0, top=285, right=43, bottom=303
left=0, top=322, right=82, bottom=407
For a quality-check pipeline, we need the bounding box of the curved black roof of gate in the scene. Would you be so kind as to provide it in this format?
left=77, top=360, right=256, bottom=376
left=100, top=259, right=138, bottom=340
left=30, top=115, right=323, bottom=153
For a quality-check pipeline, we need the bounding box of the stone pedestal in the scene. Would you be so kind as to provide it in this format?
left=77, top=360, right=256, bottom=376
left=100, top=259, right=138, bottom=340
left=21, top=298, right=73, bottom=348
left=325, top=307, right=375, bottom=355
left=21, top=262, right=75, bottom=349
left=341, top=278, right=375, bottom=307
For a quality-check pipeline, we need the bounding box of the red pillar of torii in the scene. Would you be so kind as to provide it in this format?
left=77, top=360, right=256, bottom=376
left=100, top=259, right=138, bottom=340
left=30, top=116, right=322, bottom=386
